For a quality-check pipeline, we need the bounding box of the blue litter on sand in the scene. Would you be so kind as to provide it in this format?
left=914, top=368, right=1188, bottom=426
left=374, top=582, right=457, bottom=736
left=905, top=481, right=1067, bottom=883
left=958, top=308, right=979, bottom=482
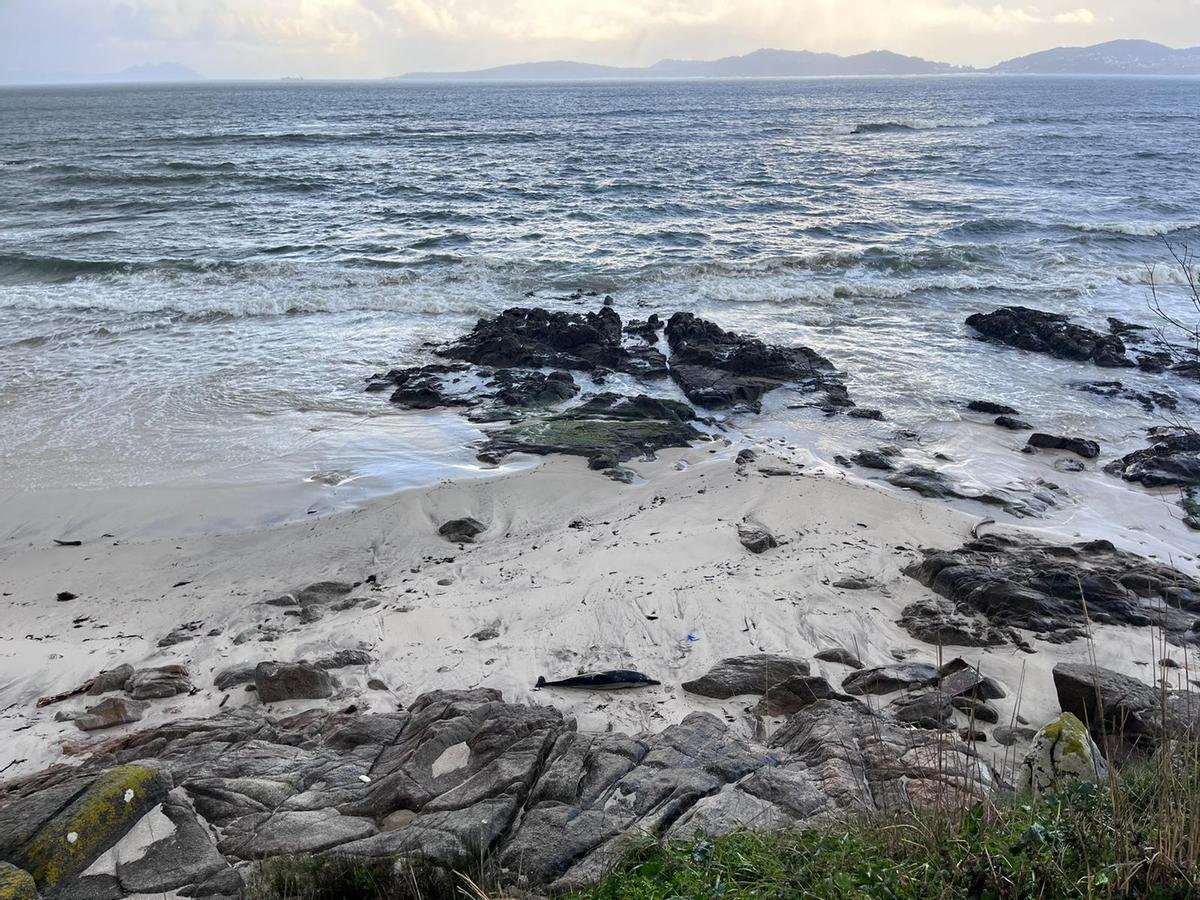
left=686, top=633, right=700, bottom=642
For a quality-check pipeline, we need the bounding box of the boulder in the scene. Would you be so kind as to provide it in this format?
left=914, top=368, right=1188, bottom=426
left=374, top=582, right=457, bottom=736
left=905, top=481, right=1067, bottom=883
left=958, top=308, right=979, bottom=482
left=1026, top=433, right=1101, bottom=459
left=214, top=663, right=259, bottom=691
left=438, top=518, right=486, bottom=544
left=1018, top=712, right=1108, bottom=793
left=966, top=400, right=1019, bottom=415
left=888, top=691, right=956, bottom=729
left=841, top=663, right=939, bottom=696
left=737, top=523, right=778, bottom=554
left=126, top=665, right=191, bottom=700
left=813, top=648, right=863, bottom=670
left=752, top=676, right=857, bottom=716
left=681, top=655, right=811, bottom=700
left=965, top=306, right=1134, bottom=368
left=74, top=697, right=148, bottom=732
left=994, top=415, right=1032, bottom=431
left=850, top=449, right=898, bottom=471
left=939, top=663, right=1006, bottom=700
left=0, top=863, right=37, bottom=900
left=254, top=662, right=333, bottom=704
left=86, top=665, right=134, bottom=697
left=664, top=312, right=851, bottom=411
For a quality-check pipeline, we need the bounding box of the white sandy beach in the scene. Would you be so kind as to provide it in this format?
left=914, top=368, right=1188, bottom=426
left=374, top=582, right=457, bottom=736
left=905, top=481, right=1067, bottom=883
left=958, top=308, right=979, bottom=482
left=4, top=442, right=1195, bottom=784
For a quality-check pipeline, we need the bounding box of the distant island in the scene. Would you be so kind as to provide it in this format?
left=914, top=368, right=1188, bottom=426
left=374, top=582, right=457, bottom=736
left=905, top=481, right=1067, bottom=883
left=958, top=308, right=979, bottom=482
left=991, top=39, right=1200, bottom=75
left=397, top=40, right=1200, bottom=80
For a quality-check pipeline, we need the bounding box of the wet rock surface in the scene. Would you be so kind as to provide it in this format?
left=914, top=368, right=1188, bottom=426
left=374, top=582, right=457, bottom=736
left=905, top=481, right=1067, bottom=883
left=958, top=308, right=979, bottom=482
left=664, top=312, right=851, bottom=411
left=906, top=533, right=1200, bottom=646
left=480, top=393, right=701, bottom=463
left=966, top=306, right=1134, bottom=368
left=1026, top=433, right=1101, bottom=459
left=438, top=306, right=666, bottom=377
left=0, top=688, right=996, bottom=899
left=1104, top=428, right=1200, bottom=489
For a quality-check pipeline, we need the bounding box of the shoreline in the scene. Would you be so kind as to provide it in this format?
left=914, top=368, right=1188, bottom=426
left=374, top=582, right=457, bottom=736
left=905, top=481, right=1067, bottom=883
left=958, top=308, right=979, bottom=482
left=2, top=441, right=1188, bottom=782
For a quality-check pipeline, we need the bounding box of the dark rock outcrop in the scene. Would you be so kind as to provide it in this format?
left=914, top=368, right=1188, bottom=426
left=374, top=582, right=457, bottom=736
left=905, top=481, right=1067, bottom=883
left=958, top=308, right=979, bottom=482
left=1, top=688, right=996, bottom=899
left=1026, top=433, right=1101, bottom=459
left=966, top=400, right=1019, bottom=415
left=438, top=517, right=486, bottom=544
left=841, top=663, right=940, bottom=696
left=1104, top=428, right=1200, bottom=488
left=995, top=415, right=1032, bottom=431
left=897, top=597, right=1013, bottom=647
left=965, top=306, right=1134, bottom=368
left=254, top=662, right=334, bottom=703
left=664, top=312, right=850, bottom=411
left=681, top=655, right=811, bottom=700
left=907, top=533, right=1200, bottom=646
left=1053, top=663, right=1200, bottom=750
left=438, top=306, right=667, bottom=378
left=737, top=523, right=778, bottom=554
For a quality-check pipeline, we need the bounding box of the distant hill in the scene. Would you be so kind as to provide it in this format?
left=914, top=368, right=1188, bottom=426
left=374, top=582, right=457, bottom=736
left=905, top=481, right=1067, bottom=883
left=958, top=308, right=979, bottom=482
left=398, top=48, right=963, bottom=80
left=991, top=40, right=1200, bottom=75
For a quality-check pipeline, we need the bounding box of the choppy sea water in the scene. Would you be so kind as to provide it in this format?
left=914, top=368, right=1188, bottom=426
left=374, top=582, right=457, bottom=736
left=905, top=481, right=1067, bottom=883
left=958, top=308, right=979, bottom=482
left=0, top=77, right=1198, bottom=544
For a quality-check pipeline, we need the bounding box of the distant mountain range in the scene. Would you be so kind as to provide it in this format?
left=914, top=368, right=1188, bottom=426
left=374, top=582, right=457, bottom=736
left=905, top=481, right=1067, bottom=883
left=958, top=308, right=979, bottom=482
left=398, top=40, right=1200, bottom=80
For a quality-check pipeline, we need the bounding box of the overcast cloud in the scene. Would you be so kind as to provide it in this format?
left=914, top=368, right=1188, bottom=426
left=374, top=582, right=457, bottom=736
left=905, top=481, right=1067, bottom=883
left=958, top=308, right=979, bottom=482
left=1, top=0, right=1198, bottom=82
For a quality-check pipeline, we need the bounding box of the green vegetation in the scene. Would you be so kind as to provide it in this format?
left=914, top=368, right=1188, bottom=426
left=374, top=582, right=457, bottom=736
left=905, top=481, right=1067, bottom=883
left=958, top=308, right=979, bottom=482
left=581, top=757, right=1200, bottom=900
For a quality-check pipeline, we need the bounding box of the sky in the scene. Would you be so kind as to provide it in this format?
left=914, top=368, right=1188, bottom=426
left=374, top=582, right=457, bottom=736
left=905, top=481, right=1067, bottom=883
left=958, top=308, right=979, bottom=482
left=1, top=0, right=1198, bottom=82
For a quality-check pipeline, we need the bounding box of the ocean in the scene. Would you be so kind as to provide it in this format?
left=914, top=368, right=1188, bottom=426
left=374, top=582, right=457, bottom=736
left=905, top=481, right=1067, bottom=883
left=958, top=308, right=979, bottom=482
left=1, top=76, right=1197, bottom=538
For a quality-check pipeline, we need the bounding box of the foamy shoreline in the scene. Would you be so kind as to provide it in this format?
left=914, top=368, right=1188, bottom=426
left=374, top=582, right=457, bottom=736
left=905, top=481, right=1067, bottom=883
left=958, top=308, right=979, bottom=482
left=2, top=442, right=1190, bottom=782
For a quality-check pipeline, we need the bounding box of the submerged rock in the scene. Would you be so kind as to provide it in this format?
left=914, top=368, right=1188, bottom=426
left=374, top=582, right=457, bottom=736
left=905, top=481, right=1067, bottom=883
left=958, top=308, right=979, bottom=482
left=994, top=415, right=1033, bottom=431
left=906, top=533, right=1200, bottom=646
left=965, top=306, right=1134, bottom=368
left=966, top=400, right=1020, bottom=415
left=481, top=393, right=700, bottom=463
left=664, top=312, right=850, bottom=411
left=1071, top=379, right=1178, bottom=412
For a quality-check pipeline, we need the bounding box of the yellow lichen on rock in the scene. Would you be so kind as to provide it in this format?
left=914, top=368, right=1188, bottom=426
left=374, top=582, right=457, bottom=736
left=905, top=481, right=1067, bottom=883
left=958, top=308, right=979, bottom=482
left=16, top=765, right=168, bottom=893
left=0, top=863, right=38, bottom=900
left=1019, top=712, right=1109, bottom=794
